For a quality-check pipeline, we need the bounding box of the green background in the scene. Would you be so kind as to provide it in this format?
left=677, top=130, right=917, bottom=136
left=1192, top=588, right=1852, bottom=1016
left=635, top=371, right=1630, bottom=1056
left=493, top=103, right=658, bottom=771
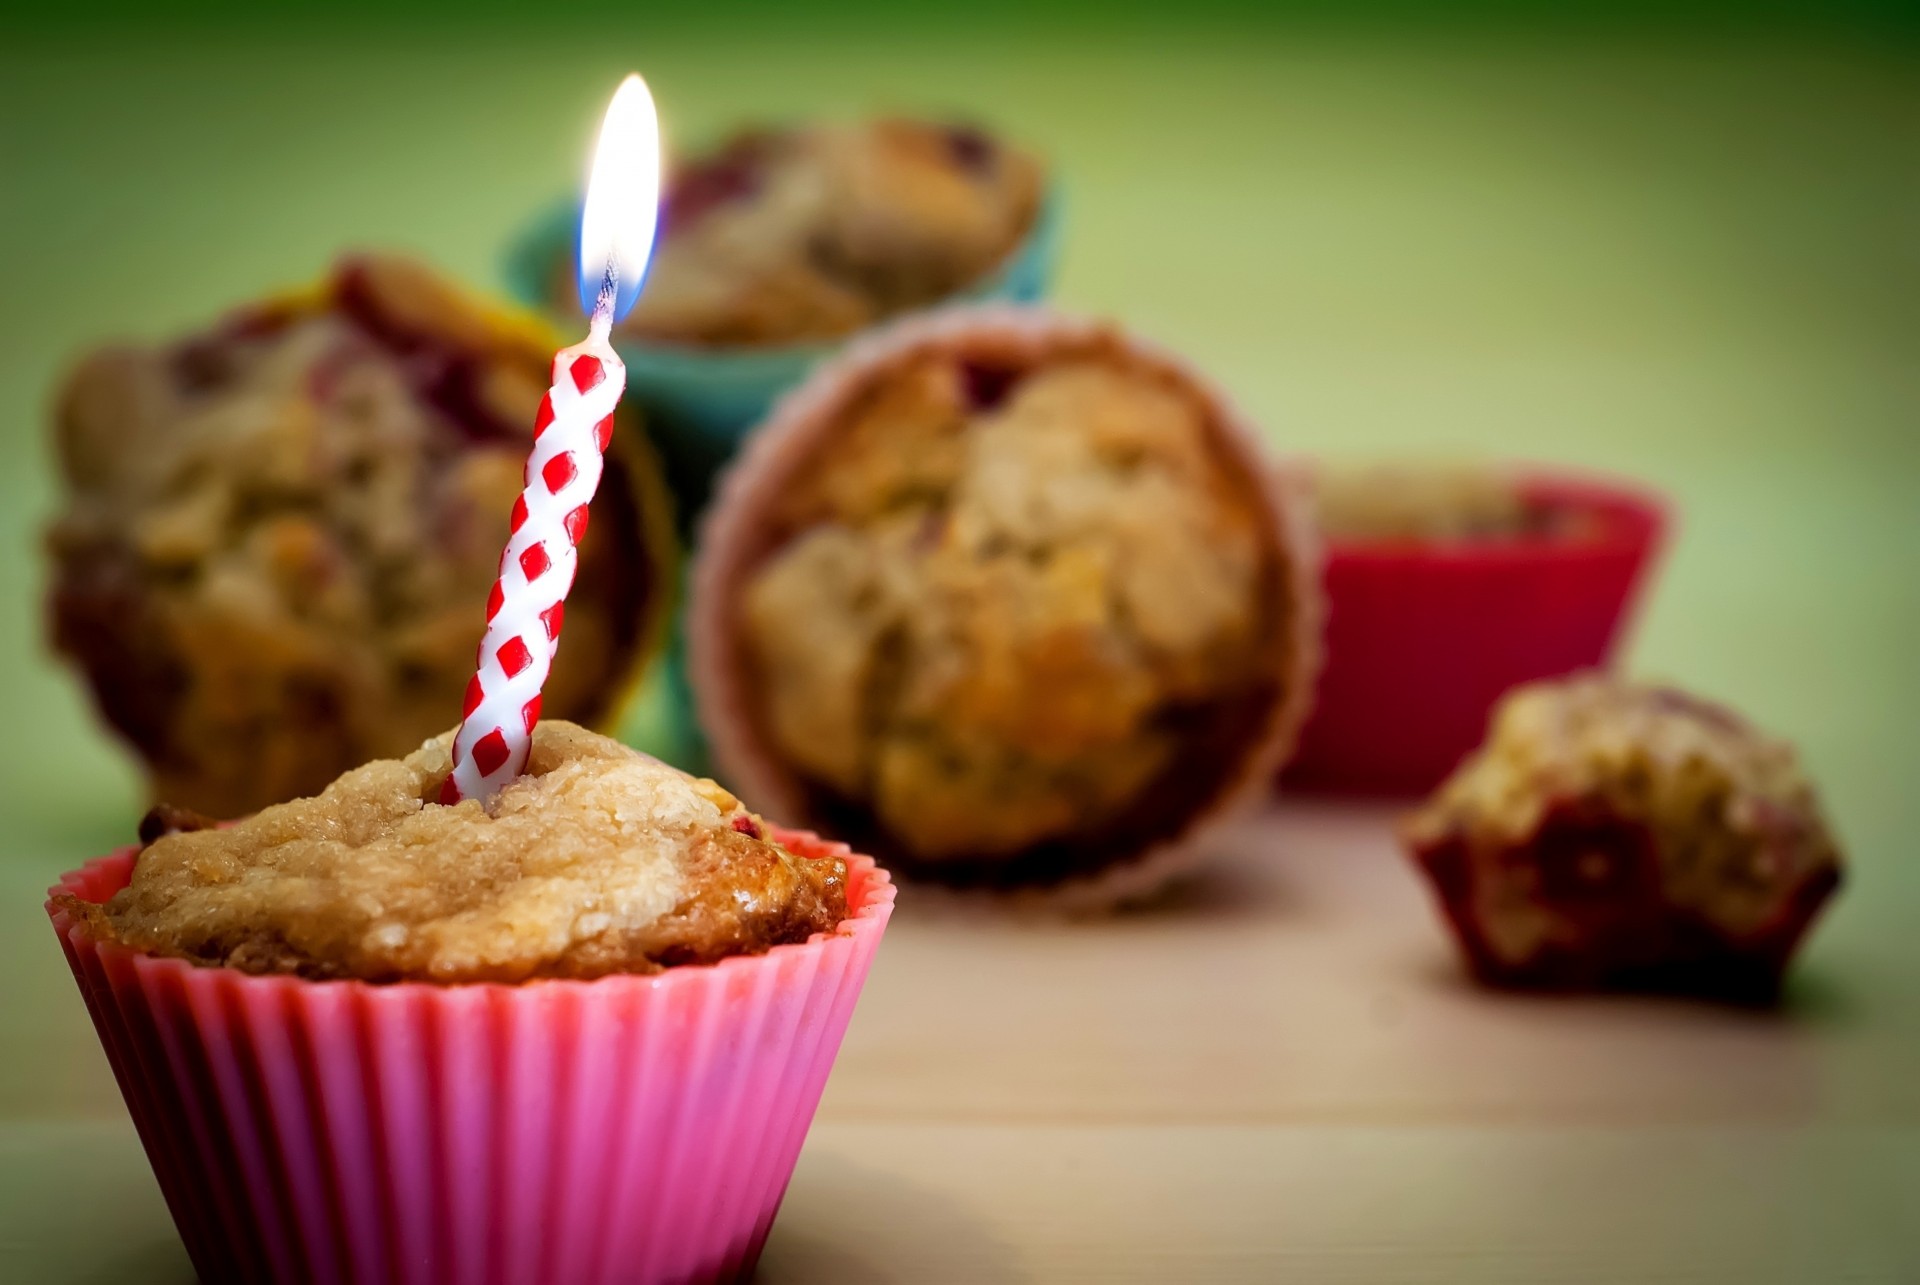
left=1, top=5, right=1915, bottom=1279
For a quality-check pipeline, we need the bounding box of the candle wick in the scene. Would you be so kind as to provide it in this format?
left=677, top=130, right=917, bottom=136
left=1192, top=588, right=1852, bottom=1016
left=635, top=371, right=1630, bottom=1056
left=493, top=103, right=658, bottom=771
left=590, top=260, right=620, bottom=335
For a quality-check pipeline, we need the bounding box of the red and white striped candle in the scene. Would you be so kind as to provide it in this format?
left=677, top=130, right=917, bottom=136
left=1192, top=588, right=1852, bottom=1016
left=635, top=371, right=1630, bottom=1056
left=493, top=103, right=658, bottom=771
left=444, top=74, right=660, bottom=805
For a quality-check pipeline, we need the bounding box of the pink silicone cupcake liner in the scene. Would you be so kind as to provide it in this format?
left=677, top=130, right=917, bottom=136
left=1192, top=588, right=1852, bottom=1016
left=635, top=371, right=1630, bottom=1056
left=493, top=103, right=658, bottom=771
left=48, top=828, right=893, bottom=1285
left=688, top=305, right=1322, bottom=911
left=1283, top=468, right=1668, bottom=796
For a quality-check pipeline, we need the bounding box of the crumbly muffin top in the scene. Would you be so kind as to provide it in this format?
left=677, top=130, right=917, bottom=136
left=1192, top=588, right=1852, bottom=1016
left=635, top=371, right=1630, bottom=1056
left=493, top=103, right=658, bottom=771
left=1312, top=462, right=1538, bottom=544
left=569, top=119, right=1042, bottom=347
left=735, top=340, right=1286, bottom=883
left=83, top=721, right=847, bottom=983
left=46, top=256, right=656, bottom=817
left=1404, top=675, right=1841, bottom=946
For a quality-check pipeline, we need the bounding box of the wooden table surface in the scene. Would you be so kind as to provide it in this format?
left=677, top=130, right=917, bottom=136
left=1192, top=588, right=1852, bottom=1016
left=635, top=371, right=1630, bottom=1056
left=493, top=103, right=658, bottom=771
left=1, top=21, right=1915, bottom=1282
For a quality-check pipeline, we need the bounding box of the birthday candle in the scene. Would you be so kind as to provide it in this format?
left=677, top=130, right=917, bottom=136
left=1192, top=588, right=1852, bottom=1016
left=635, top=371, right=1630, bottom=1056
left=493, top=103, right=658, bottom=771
left=444, top=74, right=660, bottom=805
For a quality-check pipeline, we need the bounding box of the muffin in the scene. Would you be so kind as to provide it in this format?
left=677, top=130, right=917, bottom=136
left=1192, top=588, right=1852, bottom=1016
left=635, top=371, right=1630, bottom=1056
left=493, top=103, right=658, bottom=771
left=509, top=118, right=1056, bottom=532
left=691, top=307, right=1319, bottom=907
left=1402, top=674, right=1842, bottom=997
left=71, top=720, right=845, bottom=982
left=1313, top=461, right=1542, bottom=544
left=49, top=720, right=894, bottom=1284
left=1285, top=462, right=1666, bottom=795
left=46, top=255, right=675, bottom=818
left=556, top=118, right=1046, bottom=348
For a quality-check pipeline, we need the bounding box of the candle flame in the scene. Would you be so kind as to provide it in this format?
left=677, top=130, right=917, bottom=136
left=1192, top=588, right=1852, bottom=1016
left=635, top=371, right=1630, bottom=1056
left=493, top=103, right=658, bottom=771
left=577, top=73, right=661, bottom=324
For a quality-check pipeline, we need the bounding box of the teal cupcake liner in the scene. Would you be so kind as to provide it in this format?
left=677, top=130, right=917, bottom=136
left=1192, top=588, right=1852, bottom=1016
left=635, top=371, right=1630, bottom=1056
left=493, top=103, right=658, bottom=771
left=503, top=187, right=1063, bottom=525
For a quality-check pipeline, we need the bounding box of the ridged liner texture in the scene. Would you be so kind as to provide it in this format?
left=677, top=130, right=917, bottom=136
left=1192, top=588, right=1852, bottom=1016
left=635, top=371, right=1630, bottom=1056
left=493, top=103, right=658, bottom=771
left=688, top=305, right=1322, bottom=912
left=46, top=828, right=893, bottom=1285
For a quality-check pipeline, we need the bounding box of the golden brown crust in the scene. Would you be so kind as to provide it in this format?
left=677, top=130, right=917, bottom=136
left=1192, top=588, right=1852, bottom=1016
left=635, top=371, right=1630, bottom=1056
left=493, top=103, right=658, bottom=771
left=692, top=308, right=1320, bottom=905
left=45, top=255, right=671, bottom=819
left=90, top=721, right=846, bottom=983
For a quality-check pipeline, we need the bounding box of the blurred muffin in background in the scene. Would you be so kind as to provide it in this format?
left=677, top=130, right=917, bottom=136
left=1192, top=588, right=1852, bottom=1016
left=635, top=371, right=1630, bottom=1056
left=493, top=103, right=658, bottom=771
left=551, top=118, right=1046, bottom=348
left=691, top=307, right=1318, bottom=909
left=1314, top=461, right=1536, bottom=544
left=46, top=255, right=675, bottom=818
left=1284, top=460, right=1666, bottom=796
left=1311, top=461, right=1613, bottom=545
left=1402, top=674, right=1842, bottom=999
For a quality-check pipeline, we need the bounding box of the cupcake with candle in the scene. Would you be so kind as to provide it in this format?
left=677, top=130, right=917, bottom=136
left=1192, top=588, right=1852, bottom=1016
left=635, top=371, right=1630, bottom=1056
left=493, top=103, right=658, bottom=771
left=45, top=253, right=677, bottom=818
left=47, top=79, right=893, bottom=1285
left=506, top=116, right=1059, bottom=514
left=1284, top=460, right=1667, bottom=795
left=689, top=306, right=1319, bottom=908
left=1402, top=674, right=1842, bottom=998
left=49, top=719, right=893, bottom=1283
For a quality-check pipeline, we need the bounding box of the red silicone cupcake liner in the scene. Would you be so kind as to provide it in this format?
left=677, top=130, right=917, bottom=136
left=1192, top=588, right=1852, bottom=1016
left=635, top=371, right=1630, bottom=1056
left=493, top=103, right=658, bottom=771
left=48, top=829, right=892, bottom=1285
left=1283, top=468, right=1668, bottom=796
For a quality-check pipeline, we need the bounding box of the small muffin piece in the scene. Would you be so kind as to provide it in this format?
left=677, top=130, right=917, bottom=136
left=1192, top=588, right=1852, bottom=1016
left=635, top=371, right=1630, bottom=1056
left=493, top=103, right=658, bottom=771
left=569, top=119, right=1043, bottom=347
left=46, top=255, right=670, bottom=818
left=694, top=310, right=1318, bottom=903
left=74, top=721, right=846, bottom=983
left=1402, top=675, right=1843, bottom=997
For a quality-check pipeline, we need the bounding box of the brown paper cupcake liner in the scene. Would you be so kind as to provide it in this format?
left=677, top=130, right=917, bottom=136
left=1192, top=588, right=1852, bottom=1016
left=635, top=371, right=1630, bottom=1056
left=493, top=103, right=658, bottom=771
left=688, top=304, right=1322, bottom=911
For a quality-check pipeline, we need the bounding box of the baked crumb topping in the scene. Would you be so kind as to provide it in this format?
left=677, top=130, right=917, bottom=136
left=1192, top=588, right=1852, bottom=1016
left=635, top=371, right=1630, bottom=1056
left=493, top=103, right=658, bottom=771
left=736, top=338, right=1290, bottom=886
left=70, top=721, right=845, bottom=984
